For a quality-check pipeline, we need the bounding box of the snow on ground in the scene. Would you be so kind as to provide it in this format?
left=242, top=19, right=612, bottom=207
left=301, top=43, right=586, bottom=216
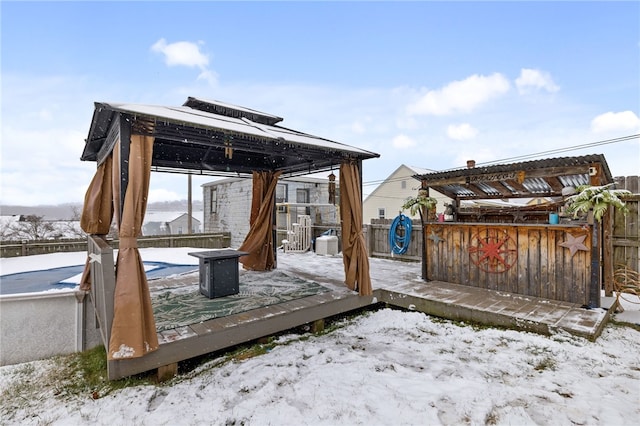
left=1, top=249, right=640, bottom=425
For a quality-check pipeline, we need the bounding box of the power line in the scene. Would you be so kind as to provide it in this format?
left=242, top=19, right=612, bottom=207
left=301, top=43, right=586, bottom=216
left=468, top=134, right=639, bottom=169
left=362, top=133, right=639, bottom=187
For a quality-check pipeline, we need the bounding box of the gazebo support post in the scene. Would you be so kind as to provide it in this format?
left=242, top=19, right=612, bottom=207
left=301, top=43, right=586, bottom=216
left=588, top=162, right=605, bottom=308
left=118, top=117, right=131, bottom=221
left=422, top=182, right=429, bottom=281
left=272, top=195, right=277, bottom=267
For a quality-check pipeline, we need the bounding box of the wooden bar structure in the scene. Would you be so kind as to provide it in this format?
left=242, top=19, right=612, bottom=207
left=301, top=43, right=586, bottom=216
left=414, top=154, right=617, bottom=309
left=425, top=222, right=592, bottom=305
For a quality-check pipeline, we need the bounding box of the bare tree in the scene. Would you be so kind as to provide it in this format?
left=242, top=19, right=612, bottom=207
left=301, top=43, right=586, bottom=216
left=59, top=206, right=87, bottom=239
left=9, top=215, right=58, bottom=240
left=0, top=218, right=17, bottom=240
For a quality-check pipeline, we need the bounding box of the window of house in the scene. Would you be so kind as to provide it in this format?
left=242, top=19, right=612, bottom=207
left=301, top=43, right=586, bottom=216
left=276, top=184, right=288, bottom=203
left=378, top=208, right=386, bottom=219
left=401, top=180, right=407, bottom=189
left=296, top=188, right=309, bottom=203
left=210, top=188, right=217, bottom=213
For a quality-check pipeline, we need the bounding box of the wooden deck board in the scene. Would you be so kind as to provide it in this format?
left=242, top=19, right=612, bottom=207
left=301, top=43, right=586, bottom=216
left=107, top=272, right=612, bottom=380
left=377, top=280, right=610, bottom=341
left=107, top=290, right=376, bottom=379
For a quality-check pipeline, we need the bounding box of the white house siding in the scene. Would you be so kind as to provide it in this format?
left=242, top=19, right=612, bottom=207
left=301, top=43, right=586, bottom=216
left=203, top=178, right=253, bottom=248
left=203, top=177, right=335, bottom=248
left=363, top=165, right=450, bottom=224
left=168, top=214, right=201, bottom=234
left=142, top=211, right=202, bottom=236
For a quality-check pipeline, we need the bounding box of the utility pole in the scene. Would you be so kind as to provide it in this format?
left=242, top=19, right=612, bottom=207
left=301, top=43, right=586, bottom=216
left=187, top=174, right=193, bottom=234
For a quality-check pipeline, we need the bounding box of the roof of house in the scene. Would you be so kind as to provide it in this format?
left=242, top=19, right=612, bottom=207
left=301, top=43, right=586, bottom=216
left=81, top=97, right=379, bottom=178
left=413, top=154, right=614, bottom=201
left=364, top=164, right=434, bottom=203
left=143, top=211, right=202, bottom=224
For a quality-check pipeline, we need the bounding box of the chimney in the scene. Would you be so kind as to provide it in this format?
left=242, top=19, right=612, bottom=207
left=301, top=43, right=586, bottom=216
left=467, top=160, right=476, bottom=169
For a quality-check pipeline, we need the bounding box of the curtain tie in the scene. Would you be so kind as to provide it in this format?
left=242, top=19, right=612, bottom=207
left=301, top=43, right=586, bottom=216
left=119, top=237, right=138, bottom=249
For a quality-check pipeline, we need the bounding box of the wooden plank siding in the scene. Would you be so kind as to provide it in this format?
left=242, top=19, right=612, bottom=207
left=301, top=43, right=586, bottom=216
left=612, top=195, right=639, bottom=272
left=424, top=223, right=593, bottom=305
left=612, top=176, right=639, bottom=272
left=366, top=220, right=422, bottom=261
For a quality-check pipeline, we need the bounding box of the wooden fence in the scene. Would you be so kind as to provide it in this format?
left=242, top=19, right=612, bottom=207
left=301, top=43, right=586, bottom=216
left=0, top=233, right=231, bottom=258
left=365, top=218, right=423, bottom=262
left=612, top=176, right=639, bottom=275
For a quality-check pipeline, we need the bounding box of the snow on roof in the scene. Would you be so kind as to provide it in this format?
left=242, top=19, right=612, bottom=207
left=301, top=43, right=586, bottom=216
left=103, top=102, right=377, bottom=157
left=143, top=211, right=202, bottom=224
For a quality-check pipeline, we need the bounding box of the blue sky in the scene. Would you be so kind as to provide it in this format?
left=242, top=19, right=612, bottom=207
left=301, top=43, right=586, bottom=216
left=1, top=1, right=639, bottom=206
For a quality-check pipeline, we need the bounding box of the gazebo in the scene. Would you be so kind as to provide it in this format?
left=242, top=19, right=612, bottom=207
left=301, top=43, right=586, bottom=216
left=79, top=97, right=379, bottom=370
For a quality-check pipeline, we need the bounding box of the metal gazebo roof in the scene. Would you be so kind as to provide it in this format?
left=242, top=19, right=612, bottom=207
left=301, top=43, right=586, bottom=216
left=81, top=96, right=379, bottom=176
left=413, top=154, right=614, bottom=201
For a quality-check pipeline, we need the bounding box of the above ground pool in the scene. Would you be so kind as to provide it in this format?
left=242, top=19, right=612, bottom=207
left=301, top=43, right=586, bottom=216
left=0, top=262, right=198, bottom=295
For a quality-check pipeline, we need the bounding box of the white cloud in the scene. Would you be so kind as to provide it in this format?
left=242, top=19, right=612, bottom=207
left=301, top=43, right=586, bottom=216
left=391, top=134, right=416, bottom=149
left=590, top=111, right=640, bottom=133
left=447, top=123, right=479, bottom=140
left=515, top=68, right=560, bottom=95
left=151, top=38, right=217, bottom=86
left=151, top=39, right=210, bottom=69
left=196, top=69, right=219, bottom=87
left=406, top=73, right=510, bottom=116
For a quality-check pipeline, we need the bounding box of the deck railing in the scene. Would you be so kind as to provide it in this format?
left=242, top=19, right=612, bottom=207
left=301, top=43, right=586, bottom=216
left=85, top=235, right=116, bottom=349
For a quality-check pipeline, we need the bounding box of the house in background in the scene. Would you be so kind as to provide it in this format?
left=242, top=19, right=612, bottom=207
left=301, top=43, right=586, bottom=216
left=362, top=164, right=450, bottom=223
left=142, top=211, right=202, bottom=236
left=203, top=175, right=337, bottom=248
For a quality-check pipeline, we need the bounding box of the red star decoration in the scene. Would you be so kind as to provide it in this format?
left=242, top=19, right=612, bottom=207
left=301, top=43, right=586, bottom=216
left=559, top=233, right=589, bottom=257
left=468, top=230, right=518, bottom=273
left=469, top=238, right=507, bottom=266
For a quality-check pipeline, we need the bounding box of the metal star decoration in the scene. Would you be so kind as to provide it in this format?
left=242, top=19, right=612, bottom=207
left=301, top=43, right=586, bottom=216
left=559, top=233, right=589, bottom=257
left=428, top=231, right=444, bottom=244
left=468, top=231, right=517, bottom=273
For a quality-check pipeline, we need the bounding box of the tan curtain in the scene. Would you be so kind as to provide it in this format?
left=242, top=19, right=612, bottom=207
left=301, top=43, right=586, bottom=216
left=339, top=161, right=372, bottom=295
left=108, top=135, right=158, bottom=360
left=79, top=156, right=114, bottom=291
left=238, top=170, right=282, bottom=271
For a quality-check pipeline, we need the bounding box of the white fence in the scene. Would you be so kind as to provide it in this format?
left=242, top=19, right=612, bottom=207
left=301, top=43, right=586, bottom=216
left=284, top=215, right=312, bottom=252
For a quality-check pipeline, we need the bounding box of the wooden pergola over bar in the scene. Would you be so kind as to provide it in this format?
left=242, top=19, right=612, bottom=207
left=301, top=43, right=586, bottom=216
left=412, top=154, right=616, bottom=310
left=413, top=154, right=613, bottom=202
left=79, top=97, right=379, bottom=365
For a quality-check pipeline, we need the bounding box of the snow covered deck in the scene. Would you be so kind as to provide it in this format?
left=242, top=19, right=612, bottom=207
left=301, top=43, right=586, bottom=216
left=105, top=252, right=613, bottom=380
